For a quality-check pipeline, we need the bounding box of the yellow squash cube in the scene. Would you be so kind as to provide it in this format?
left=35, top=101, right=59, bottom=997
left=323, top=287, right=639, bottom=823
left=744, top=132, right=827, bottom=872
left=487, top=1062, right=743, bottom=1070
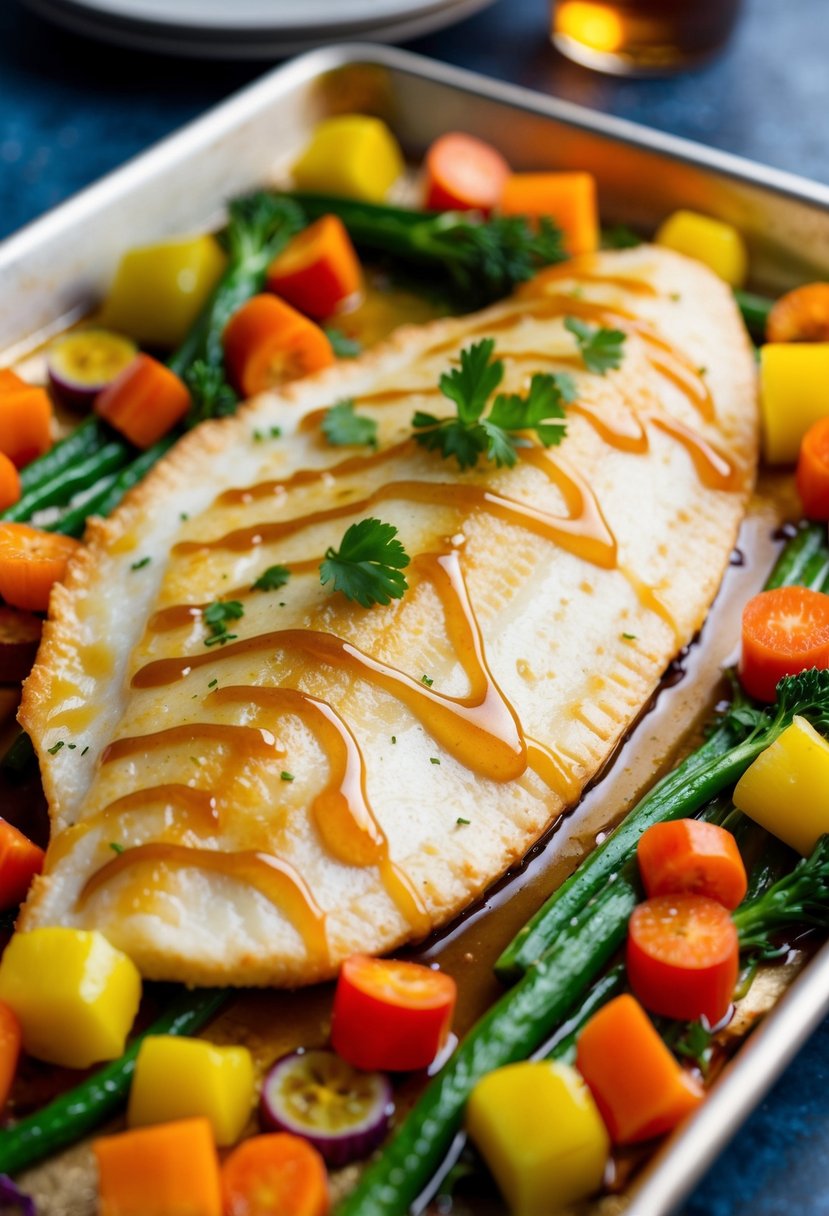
left=0, top=928, right=141, bottom=1068
left=655, top=209, right=748, bottom=287
left=466, top=1060, right=609, bottom=1215
left=734, top=715, right=829, bottom=856
left=127, top=1035, right=255, bottom=1146
left=292, top=115, right=404, bottom=203
left=760, top=343, right=829, bottom=464
left=101, top=235, right=226, bottom=349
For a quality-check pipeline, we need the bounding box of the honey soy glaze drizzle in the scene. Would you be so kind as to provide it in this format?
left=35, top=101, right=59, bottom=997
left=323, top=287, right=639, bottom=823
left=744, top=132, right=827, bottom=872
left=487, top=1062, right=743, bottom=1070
left=71, top=275, right=745, bottom=964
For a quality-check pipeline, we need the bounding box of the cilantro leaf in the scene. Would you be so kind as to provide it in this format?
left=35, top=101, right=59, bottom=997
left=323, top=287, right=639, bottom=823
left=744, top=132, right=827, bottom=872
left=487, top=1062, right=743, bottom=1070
left=322, top=399, right=378, bottom=448
left=324, top=327, right=362, bottom=359
left=489, top=373, right=575, bottom=448
left=439, top=339, right=504, bottom=423
left=203, top=600, right=244, bottom=646
left=564, top=316, right=626, bottom=375
left=252, top=565, right=291, bottom=592
left=319, top=517, right=410, bottom=609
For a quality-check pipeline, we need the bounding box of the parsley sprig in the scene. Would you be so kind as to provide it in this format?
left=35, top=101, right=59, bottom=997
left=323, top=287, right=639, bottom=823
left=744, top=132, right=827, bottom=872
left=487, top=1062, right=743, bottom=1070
left=564, top=316, right=626, bottom=374
left=322, top=400, right=378, bottom=449
left=252, top=565, right=291, bottom=592
left=320, top=518, right=410, bottom=609
left=203, top=600, right=244, bottom=646
left=412, top=339, right=575, bottom=471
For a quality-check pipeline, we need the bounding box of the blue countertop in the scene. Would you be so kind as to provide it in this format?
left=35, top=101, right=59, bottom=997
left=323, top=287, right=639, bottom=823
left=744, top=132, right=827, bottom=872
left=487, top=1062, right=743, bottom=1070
left=2, top=0, right=829, bottom=1212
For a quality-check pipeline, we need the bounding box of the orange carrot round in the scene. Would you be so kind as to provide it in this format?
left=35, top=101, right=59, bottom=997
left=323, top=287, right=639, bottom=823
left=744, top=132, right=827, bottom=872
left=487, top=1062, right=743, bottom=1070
left=223, top=295, right=334, bottom=398
left=767, top=282, right=829, bottom=343
left=94, top=354, right=190, bottom=450
left=739, top=585, right=829, bottom=703
left=94, top=1117, right=222, bottom=1216
left=637, top=819, right=747, bottom=910
left=0, top=1001, right=22, bottom=1112
left=0, top=817, right=45, bottom=911
left=796, top=415, right=829, bottom=520
left=0, top=384, right=53, bottom=469
left=221, top=1133, right=330, bottom=1216
left=266, top=216, right=362, bottom=320
left=627, top=894, right=739, bottom=1025
left=500, top=172, right=598, bottom=256
left=0, top=523, right=81, bottom=612
left=424, top=132, right=510, bottom=214
left=0, top=451, right=21, bottom=512
left=576, top=994, right=703, bottom=1144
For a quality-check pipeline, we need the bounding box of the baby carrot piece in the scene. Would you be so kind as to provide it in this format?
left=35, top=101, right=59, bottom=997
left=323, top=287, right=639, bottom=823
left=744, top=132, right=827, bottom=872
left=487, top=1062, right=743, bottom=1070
left=500, top=172, right=598, bottom=255
left=95, top=354, right=190, bottom=450
left=266, top=215, right=362, bottom=320
left=0, top=452, right=21, bottom=512
left=94, top=1117, right=222, bottom=1216
left=0, top=818, right=45, bottom=910
left=221, top=1133, right=330, bottom=1216
left=796, top=416, right=829, bottom=520
left=0, top=523, right=81, bottom=612
left=0, top=1001, right=22, bottom=1112
left=576, top=994, right=703, bottom=1144
left=627, top=895, right=739, bottom=1025
left=0, top=370, right=26, bottom=393
left=767, top=282, right=829, bottom=343
left=739, top=585, right=829, bottom=702
left=637, top=819, right=747, bottom=910
left=424, top=132, right=510, bottom=214
left=0, top=385, right=53, bottom=468
left=223, top=295, right=334, bottom=398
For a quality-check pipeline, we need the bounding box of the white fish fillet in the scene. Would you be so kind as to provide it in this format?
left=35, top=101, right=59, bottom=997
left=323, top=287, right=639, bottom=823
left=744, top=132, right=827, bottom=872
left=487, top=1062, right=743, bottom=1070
left=19, top=246, right=758, bottom=986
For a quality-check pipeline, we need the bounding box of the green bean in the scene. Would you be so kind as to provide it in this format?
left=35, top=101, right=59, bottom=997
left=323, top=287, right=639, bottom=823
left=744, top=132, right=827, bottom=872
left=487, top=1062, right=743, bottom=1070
left=49, top=437, right=176, bottom=538
left=765, top=522, right=829, bottom=589
left=733, top=288, right=774, bottom=339
left=1, top=442, right=133, bottom=523
left=15, top=417, right=105, bottom=498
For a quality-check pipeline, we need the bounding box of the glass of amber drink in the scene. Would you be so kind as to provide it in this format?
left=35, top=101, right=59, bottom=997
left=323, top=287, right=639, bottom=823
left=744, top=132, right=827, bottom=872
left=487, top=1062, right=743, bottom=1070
left=551, top=0, right=744, bottom=75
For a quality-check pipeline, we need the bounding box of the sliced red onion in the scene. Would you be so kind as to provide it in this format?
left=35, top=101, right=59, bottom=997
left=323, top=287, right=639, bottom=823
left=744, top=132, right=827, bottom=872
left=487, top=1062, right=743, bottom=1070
left=259, top=1048, right=393, bottom=1168
left=0, top=1175, right=36, bottom=1215
left=47, top=330, right=137, bottom=411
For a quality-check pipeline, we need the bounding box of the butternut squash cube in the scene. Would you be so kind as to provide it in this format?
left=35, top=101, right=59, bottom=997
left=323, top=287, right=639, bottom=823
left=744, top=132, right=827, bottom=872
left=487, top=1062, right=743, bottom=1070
left=656, top=210, right=747, bottom=287
left=0, top=928, right=141, bottom=1068
left=733, top=715, right=829, bottom=855
left=466, top=1060, right=609, bottom=1215
left=127, top=1035, right=255, bottom=1146
left=292, top=115, right=404, bottom=203
left=760, top=343, right=829, bottom=464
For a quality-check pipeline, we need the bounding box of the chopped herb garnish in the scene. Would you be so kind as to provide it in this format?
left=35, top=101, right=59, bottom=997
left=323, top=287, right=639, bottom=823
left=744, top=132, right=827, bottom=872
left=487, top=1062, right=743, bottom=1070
left=109, top=842, right=125, bottom=855
left=47, top=740, right=64, bottom=755
left=81, top=746, right=89, bottom=757
left=208, top=678, right=218, bottom=689
left=203, top=600, right=244, bottom=646
left=391, top=736, right=397, bottom=745
left=320, top=517, right=410, bottom=609
left=180, top=512, right=190, bottom=522
left=252, top=565, right=291, bottom=592
left=601, top=223, right=642, bottom=250
left=281, top=771, right=295, bottom=782
left=564, top=316, right=626, bottom=375
left=185, top=359, right=238, bottom=426
left=252, top=425, right=282, bottom=441
left=67, top=743, right=77, bottom=750
left=325, top=327, right=362, bottom=359
left=421, top=674, right=434, bottom=687
left=430, top=757, right=441, bottom=765
left=669, top=292, right=682, bottom=302
left=412, top=339, right=573, bottom=471
left=698, top=366, right=708, bottom=377
left=622, top=632, right=637, bottom=641
left=322, top=399, right=378, bottom=449
left=130, top=556, right=151, bottom=571
left=456, top=817, right=471, bottom=825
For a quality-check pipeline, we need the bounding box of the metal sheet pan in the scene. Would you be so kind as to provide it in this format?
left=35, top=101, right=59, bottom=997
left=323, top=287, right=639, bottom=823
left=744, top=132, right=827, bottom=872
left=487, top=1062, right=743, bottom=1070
left=2, top=42, right=829, bottom=1216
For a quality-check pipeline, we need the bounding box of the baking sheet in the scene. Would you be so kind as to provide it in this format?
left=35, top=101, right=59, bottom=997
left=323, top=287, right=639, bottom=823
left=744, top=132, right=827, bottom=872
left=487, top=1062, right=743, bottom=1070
left=2, top=42, right=829, bottom=1216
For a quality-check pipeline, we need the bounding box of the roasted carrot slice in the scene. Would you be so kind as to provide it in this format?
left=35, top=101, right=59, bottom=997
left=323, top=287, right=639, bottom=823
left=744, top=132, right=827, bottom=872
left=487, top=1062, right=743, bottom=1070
left=0, top=385, right=53, bottom=468
left=94, top=1117, right=222, bottom=1216
left=739, top=585, right=829, bottom=702
left=0, top=817, right=45, bottom=911
left=637, top=819, right=747, bottom=910
left=223, top=295, right=334, bottom=398
left=0, top=522, right=81, bottom=612
left=796, top=415, right=829, bottom=520
left=424, top=132, right=510, bottom=214
left=0, top=451, right=21, bottom=512
left=94, top=354, right=190, bottom=450
left=0, top=369, right=26, bottom=394
left=266, top=215, right=362, bottom=320
left=221, top=1134, right=330, bottom=1216
left=500, top=172, right=599, bottom=256
left=0, top=1001, right=22, bottom=1112
left=627, top=894, right=739, bottom=1025
left=767, top=283, right=829, bottom=343
left=576, top=994, right=703, bottom=1144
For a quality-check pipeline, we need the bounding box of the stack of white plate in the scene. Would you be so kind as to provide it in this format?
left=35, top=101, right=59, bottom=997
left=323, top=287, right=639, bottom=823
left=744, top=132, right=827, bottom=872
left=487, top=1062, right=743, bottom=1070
left=23, top=0, right=499, bottom=57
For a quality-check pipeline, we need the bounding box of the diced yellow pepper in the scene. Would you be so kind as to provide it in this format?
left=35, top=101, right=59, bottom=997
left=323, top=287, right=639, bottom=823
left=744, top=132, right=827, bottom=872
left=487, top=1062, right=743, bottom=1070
left=292, top=115, right=404, bottom=203
left=466, top=1060, right=609, bottom=1216
left=734, top=715, right=829, bottom=856
left=0, top=928, right=141, bottom=1068
left=655, top=209, right=748, bottom=287
left=127, top=1035, right=255, bottom=1147
left=101, top=235, right=226, bottom=349
left=759, top=343, right=829, bottom=464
